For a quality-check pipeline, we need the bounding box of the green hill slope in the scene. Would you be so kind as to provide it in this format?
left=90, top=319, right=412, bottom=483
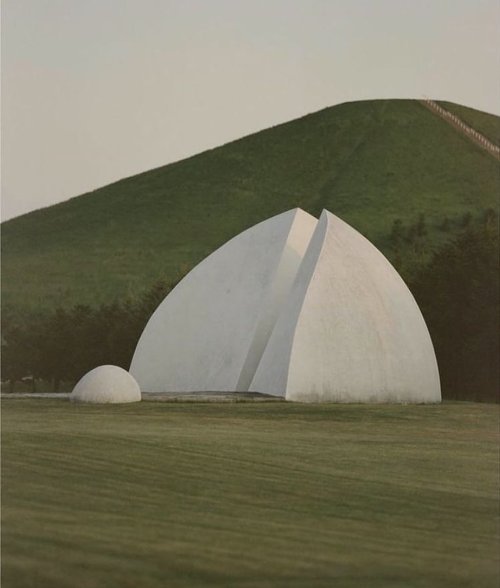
left=2, top=99, right=499, bottom=313
left=441, top=101, right=500, bottom=144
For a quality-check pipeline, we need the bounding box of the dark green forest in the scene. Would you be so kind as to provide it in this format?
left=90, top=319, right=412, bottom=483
left=410, top=223, right=498, bottom=402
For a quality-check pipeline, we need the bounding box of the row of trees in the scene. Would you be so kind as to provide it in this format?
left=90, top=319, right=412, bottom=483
left=2, top=281, right=173, bottom=392
left=2, top=223, right=498, bottom=402
left=409, top=224, right=499, bottom=402
left=389, top=207, right=497, bottom=252
left=388, top=207, right=498, bottom=291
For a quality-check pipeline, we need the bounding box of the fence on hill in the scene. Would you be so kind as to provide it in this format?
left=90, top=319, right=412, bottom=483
left=420, top=98, right=500, bottom=161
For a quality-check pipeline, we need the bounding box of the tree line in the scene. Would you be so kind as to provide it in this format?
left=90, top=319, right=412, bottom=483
left=2, top=222, right=498, bottom=402
left=2, top=281, right=173, bottom=393
left=408, top=223, right=498, bottom=402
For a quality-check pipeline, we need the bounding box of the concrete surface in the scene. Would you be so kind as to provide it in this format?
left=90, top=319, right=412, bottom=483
left=250, top=210, right=441, bottom=402
left=130, top=208, right=440, bottom=403
left=130, top=209, right=317, bottom=393
left=70, top=365, right=141, bottom=403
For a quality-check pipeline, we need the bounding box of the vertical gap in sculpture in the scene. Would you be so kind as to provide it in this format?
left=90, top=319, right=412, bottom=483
left=235, top=212, right=316, bottom=392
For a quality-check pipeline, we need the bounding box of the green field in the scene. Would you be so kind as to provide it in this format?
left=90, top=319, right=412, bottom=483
left=2, top=399, right=498, bottom=587
left=2, top=99, right=499, bottom=313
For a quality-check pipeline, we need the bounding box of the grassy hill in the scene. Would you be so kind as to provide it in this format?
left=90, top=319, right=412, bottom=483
left=442, top=101, right=500, bottom=144
left=2, top=99, right=499, bottom=313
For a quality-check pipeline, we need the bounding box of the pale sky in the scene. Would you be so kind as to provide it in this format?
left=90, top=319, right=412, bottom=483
left=2, top=0, right=499, bottom=221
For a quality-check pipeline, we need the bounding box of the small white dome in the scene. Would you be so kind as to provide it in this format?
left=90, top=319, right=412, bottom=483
left=70, top=365, right=141, bottom=404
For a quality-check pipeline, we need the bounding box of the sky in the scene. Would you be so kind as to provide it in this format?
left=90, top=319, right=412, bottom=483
left=2, top=0, right=499, bottom=221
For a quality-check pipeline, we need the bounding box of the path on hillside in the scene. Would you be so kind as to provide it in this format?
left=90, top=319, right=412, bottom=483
left=420, top=98, right=500, bottom=161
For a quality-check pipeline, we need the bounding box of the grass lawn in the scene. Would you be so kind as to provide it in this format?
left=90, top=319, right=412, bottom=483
left=1, top=399, right=499, bottom=587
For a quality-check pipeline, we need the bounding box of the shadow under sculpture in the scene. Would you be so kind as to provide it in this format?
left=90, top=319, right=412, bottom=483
left=130, top=209, right=441, bottom=403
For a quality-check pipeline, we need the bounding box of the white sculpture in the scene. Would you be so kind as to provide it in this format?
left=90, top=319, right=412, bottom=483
left=130, top=209, right=317, bottom=393
left=250, top=211, right=441, bottom=402
left=130, top=209, right=441, bottom=403
left=70, top=365, right=141, bottom=404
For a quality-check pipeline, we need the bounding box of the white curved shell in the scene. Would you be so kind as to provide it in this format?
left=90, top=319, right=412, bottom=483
left=130, top=207, right=440, bottom=403
left=70, top=365, right=141, bottom=404
left=250, top=210, right=441, bottom=402
left=130, top=209, right=317, bottom=393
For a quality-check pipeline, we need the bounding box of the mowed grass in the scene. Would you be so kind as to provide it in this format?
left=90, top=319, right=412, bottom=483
left=1, top=400, right=499, bottom=588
